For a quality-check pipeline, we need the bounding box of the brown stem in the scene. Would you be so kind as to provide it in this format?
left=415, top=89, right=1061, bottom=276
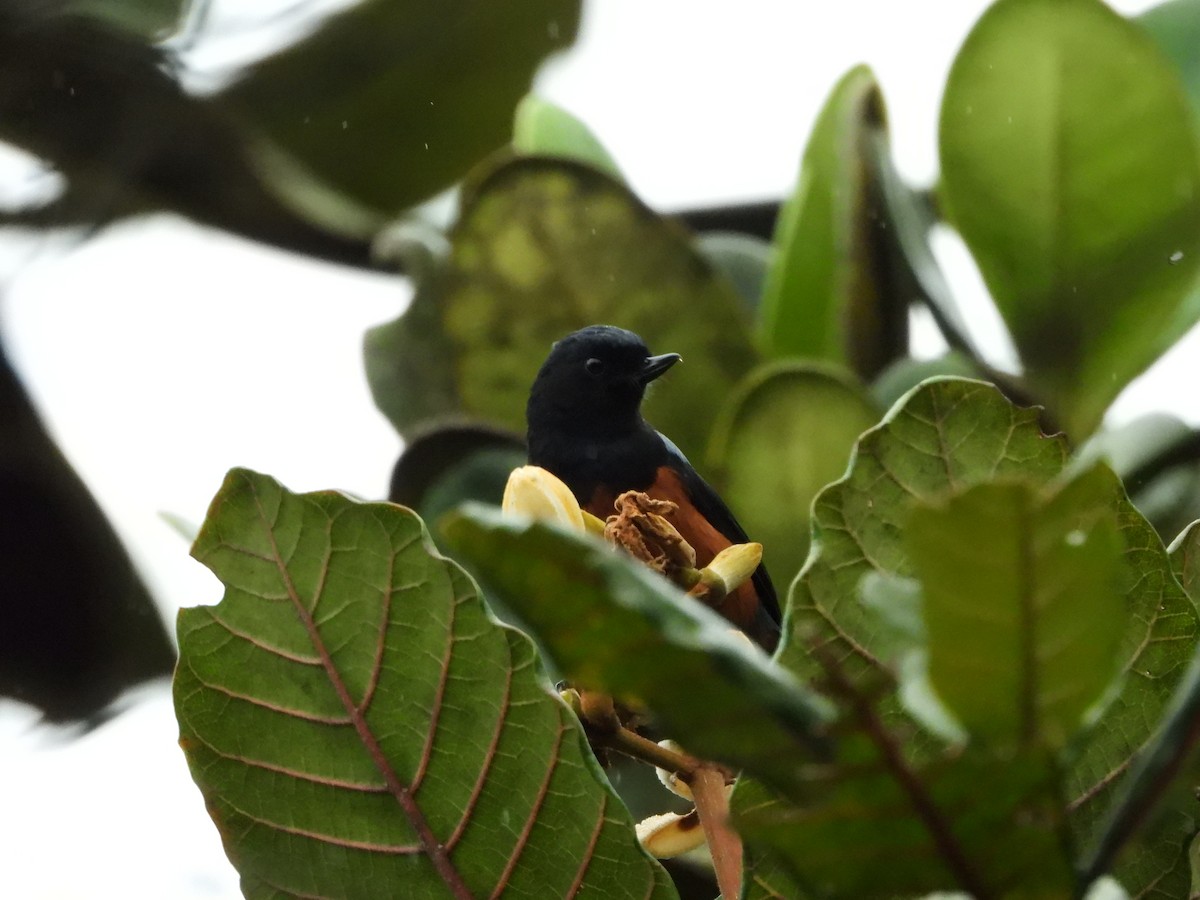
left=604, top=725, right=708, bottom=782
left=689, top=765, right=743, bottom=900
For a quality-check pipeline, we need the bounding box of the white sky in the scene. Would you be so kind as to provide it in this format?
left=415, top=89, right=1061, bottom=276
left=0, top=1, right=1180, bottom=896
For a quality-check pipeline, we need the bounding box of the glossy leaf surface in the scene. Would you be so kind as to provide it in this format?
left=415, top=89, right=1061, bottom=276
left=940, top=0, right=1200, bottom=437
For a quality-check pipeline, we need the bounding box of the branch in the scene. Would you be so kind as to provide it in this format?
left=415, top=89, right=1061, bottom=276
left=689, top=765, right=743, bottom=900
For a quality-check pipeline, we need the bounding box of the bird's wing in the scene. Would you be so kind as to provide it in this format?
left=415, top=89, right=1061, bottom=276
left=658, top=433, right=781, bottom=625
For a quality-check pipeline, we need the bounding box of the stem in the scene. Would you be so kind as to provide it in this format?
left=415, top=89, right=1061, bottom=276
left=604, top=725, right=708, bottom=782
left=689, top=765, right=743, bottom=900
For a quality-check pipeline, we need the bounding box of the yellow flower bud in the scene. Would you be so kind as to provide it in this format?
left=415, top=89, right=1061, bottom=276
left=501, top=466, right=585, bottom=532
left=698, top=542, right=762, bottom=597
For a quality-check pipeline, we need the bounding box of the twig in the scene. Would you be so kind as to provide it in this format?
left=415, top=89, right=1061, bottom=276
left=689, top=765, right=743, bottom=900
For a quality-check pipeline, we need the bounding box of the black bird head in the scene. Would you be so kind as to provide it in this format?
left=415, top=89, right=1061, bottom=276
left=526, top=325, right=681, bottom=438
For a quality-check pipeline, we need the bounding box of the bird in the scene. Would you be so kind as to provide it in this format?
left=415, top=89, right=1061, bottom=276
left=525, top=324, right=780, bottom=651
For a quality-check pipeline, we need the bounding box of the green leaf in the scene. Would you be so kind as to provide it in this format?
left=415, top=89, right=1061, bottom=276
left=939, top=0, right=1200, bottom=439
left=442, top=505, right=833, bottom=796
left=783, top=378, right=1069, bottom=689
left=63, top=0, right=192, bottom=41
left=695, top=231, right=772, bottom=313
left=365, top=224, right=461, bottom=436
left=908, top=467, right=1127, bottom=749
left=707, top=363, right=880, bottom=587
left=512, top=95, right=622, bottom=178
left=737, top=740, right=1073, bottom=898
left=731, top=378, right=1198, bottom=894
left=1064, top=492, right=1200, bottom=895
left=1074, top=520, right=1200, bottom=895
left=1140, top=0, right=1200, bottom=117
left=442, top=157, right=760, bottom=458
left=222, top=0, right=581, bottom=217
left=759, top=65, right=906, bottom=379
left=175, top=469, right=674, bottom=900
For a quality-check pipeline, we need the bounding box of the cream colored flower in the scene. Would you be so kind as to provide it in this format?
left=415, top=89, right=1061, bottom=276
left=501, top=466, right=586, bottom=531
left=636, top=810, right=706, bottom=858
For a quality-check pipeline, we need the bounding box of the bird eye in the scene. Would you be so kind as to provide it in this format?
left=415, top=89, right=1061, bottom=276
left=584, top=358, right=604, bottom=375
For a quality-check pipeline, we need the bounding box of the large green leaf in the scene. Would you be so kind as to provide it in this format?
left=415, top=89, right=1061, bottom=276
left=440, top=157, right=760, bottom=458
left=707, top=363, right=880, bottom=588
left=735, top=378, right=1199, bottom=894
left=939, top=0, right=1200, bottom=439
left=759, top=65, right=906, bottom=378
left=175, top=469, right=674, bottom=899
left=908, top=468, right=1127, bottom=749
left=223, top=0, right=580, bottom=218
left=783, top=378, right=1069, bottom=688
left=737, top=740, right=1072, bottom=898
left=442, top=505, right=833, bottom=796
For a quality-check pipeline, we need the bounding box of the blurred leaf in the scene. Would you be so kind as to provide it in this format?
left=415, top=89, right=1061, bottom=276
left=868, top=134, right=983, bottom=364
left=695, top=231, right=772, bottom=313
left=442, top=505, right=834, bottom=796
left=1139, top=0, right=1200, bottom=116
left=0, top=341, right=174, bottom=721
left=739, top=815, right=816, bottom=900
left=869, top=352, right=979, bottom=411
left=388, top=422, right=525, bottom=516
left=176, top=468, right=675, bottom=899
left=0, top=17, right=372, bottom=266
left=365, top=224, right=460, bottom=434
left=63, top=0, right=192, bottom=41
left=512, top=94, right=621, bottom=177
left=939, top=0, right=1200, bottom=439
left=759, top=65, right=906, bottom=379
left=441, top=157, right=759, bottom=459
left=223, top=0, right=580, bottom=217
left=737, top=740, right=1073, bottom=898
left=908, top=467, right=1127, bottom=749
left=707, top=363, right=879, bottom=588
left=1077, top=414, right=1200, bottom=540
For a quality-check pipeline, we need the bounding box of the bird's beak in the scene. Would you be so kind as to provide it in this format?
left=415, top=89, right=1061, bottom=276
left=639, top=352, right=682, bottom=384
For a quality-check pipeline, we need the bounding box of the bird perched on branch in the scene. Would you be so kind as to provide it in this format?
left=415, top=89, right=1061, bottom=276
left=525, top=324, right=780, bottom=651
